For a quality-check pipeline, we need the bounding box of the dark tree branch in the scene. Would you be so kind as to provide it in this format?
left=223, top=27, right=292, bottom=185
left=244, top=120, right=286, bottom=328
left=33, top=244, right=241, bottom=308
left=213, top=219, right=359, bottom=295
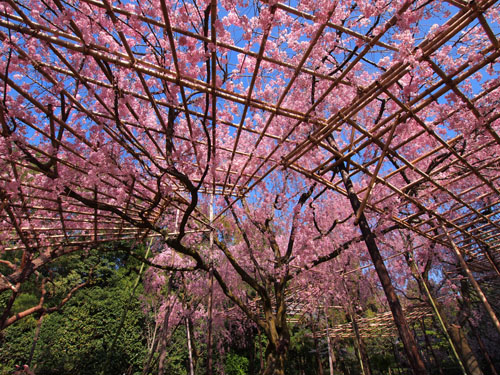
left=3, top=276, right=90, bottom=329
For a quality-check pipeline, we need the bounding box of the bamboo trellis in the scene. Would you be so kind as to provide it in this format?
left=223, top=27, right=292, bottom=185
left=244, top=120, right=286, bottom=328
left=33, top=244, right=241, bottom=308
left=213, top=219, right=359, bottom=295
left=321, top=304, right=434, bottom=340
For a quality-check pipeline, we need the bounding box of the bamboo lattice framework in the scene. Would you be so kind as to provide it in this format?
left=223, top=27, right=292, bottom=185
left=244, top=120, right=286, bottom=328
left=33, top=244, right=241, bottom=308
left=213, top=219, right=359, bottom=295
left=322, top=304, right=434, bottom=340
left=0, top=0, right=500, bottom=297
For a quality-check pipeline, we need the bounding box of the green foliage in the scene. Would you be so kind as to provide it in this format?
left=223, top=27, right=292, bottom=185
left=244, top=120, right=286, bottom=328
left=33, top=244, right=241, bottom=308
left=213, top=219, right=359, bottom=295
left=364, top=335, right=398, bottom=373
left=0, top=245, right=149, bottom=375
left=0, top=315, right=38, bottom=371
left=225, top=353, right=249, bottom=375
left=33, top=286, right=147, bottom=374
left=284, top=325, right=319, bottom=375
left=159, top=325, right=191, bottom=375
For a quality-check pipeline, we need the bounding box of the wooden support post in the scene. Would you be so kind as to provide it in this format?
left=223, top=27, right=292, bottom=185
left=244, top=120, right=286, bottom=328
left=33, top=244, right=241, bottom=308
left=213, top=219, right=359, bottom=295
left=342, top=278, right=371, bottom=375
left=186, top=317, right=195, bottom=375
left=310, top=314, right=325, bottom=375
left=324, top=306, right=335, bottom=375
left=468, top=320, right=499, bottom=375
left=441, top=223, right=500, bottom=336
left=406, top=252, right=467, bottom=375
left=349, top=310, right=371, bottom=375
left=207, top=193, right=215, bottom=375
left=336, top=156, right=427, bottom=375
left=448, top=325, right=484, bottom=375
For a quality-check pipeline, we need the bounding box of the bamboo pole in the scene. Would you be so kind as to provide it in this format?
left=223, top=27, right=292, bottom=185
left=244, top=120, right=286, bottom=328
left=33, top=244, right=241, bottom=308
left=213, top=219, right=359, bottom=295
left=406, top=252, right=467, bottom=375
left=468, top=320, right=499, bottom=375
left=440, top=223, right=500, bottom=336
left=349, top=310, right=370, bottom=375
left=206, top=193, right=215, bottom=375
left=310, top=313, right=325, bottom=375
left=324, top=306, right=335, bottom=375
left=27, top=312, right=45, bottom=368
left=186, top=317, right=195, bottom=375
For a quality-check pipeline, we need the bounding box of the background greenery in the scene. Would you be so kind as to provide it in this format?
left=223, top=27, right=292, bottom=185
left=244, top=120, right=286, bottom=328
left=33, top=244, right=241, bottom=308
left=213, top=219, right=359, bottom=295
left=1, top=246, right=499, bottom=375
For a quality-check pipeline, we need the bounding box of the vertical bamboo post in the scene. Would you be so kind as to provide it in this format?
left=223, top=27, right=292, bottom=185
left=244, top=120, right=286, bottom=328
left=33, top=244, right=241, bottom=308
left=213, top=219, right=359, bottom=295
left=406, top=252, right=466, bottom=375
left=468, top=320, right=499, bottom=375
left=440, top=223, right=500, bottom=335
left=207, top=0, right=217, bottom=360
left=186, top=317, right=195, bottom=375
left=349, top=310, right=370, bottom=375
left=206, top=192, right=215, bottom=375
left=310, top=313, right=325, bottom=375
left=342, top=278, right=371, bottom=375
left=324, top=305, right=335, bottom=375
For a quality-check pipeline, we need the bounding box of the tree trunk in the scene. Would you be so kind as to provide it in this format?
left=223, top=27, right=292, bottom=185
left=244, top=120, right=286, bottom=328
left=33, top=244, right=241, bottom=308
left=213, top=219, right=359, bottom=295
left=157, top=326, right=169, bottom=375
left=469, top=322, right=498, bottom=375
left=448, top=324, right=483, bottom=375
left=262, top=350, right=287, bottom=375
left=261, top=313, right=290, bottom=375
left=442, top=226, right=500, bottom=336
left=326, top=335, right=335, bottom=375
left=337, top=161, right=427, bottom=375
left=142, top=316, right=160, bottom=375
